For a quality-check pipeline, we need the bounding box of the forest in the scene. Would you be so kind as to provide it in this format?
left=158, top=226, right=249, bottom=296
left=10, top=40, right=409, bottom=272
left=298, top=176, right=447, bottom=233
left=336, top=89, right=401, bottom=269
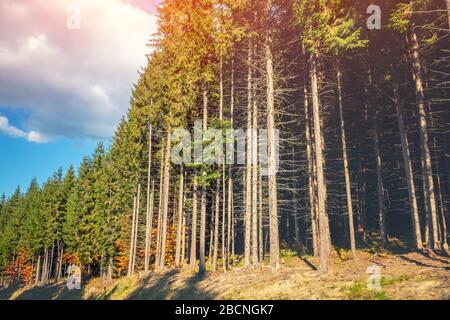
left=0, top=0, right=449, bottom=297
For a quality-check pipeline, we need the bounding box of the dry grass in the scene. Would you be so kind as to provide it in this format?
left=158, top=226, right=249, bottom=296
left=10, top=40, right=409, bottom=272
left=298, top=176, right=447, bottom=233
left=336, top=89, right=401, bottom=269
left=1, top=250, right=449, bottom=300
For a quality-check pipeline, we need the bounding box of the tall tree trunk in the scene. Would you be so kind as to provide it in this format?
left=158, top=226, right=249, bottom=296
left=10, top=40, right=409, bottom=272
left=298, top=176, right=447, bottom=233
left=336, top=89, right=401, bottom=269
left=227, top=50, right=235, bottom=269
left=144, top=124, right=153, bottom=272
left=393, top=79, right=423, bottom=250
left=199, top=89, right=208, bottom=274
left=155, top=148, right=165, bottom=269
left=131, top=184, right=141, bottom=274
left=35, top=255, right=41, bottom=285
left=251, top=49, right=259, bottom=266
left=41, top=248, right=48, bottom=283
left=212, top=183, right=220, bottom=272
left=199, top=190, right=207, bottom=273
left=373, top=109, right=388, bottom=245
left=259, top=173, right=264, bottom=262
left=266, top=0, right=280, bottom=270
left=48, top=242, right=54, bottom=282
left=337, top=67, right=356, bottom=256
left=159, top=132, right=171, bottom=270
left=190, top=176, right=198, bottom=268
left=244, top=40, right=253, bottom=268
left=145, top=180, right=155, bottom=271
left=219, top=54, right=227, bottom=273
left=56, top=244, right=63, bottom=282
left=304, top=83, right=319, bottom=257
left=409, top=29, right=440, bottom=250
left=181, top=201, right=187, bottom=265
left=175, top=171, right=184, bottom=267
left=311, top=55, right=330, bottom=272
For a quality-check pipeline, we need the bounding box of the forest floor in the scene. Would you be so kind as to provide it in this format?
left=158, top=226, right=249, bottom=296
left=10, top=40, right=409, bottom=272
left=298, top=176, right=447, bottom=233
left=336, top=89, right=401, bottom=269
left=1, top=248, right=449, bottom=300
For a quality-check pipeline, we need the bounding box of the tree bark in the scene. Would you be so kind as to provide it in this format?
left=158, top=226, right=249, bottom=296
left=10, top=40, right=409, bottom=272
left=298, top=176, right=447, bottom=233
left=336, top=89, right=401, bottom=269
left=35, top=255, right=41, bottom=285
left=212, top=183, right=220, bottom=272
left=175, top=171, right=184, bottom=267
left=304, top=83, right=319, bottom=257
left=159, top=132, right=171, bottom=269
left=155, top=147, right=165, bottom=269
left=244, top=40, right=253, bottom=268
left=337, top=67, right=356, bottom=256
left=144, top=124, right=153, bottom=272
left=227, top=51, right=234, bottom=269
left=409, top=29, right=440, bottom=250
left=252, top=47, right=259, bottom=266
left=199, top=89, right=208, bottom=274
left=311, top=54, right=329, bottom=272
left=266, top=0, right=280, bottom=270
left=131, top=184, right=141, bottom=274
left=258, top=173, right=264, bottom=262
left=392, top=79, right=423, bottom=250
left=190, top=176, right=198, bottom=268
left=373, top=109, right=388, bottom=245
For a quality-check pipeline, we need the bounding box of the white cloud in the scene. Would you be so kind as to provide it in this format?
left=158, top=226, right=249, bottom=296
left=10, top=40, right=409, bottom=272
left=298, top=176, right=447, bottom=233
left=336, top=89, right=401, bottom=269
left=0, top=0, right=158, bottom=140
left=0, top=116, right=50, bottom=143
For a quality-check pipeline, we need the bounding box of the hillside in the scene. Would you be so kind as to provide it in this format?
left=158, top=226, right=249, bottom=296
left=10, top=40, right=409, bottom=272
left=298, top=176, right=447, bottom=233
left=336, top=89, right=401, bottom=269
left=1, top=250, right=449, bottom=300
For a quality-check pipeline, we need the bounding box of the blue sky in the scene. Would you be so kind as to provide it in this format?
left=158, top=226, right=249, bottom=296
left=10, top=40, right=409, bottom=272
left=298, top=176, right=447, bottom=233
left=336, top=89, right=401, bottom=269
left=0, top=0, right=159, bottom=197
left=0, top=110, right=102, bottom=196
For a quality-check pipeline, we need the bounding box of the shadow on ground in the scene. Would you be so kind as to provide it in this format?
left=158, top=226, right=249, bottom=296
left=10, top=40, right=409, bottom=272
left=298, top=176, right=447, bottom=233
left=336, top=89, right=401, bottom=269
left=0, top=283, right=82, bottom=300
left=103, top=269, right=213, bottom=300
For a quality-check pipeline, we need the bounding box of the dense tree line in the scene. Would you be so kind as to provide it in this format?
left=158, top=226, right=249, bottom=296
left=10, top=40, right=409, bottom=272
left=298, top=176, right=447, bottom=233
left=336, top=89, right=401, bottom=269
left=0, top=0, right=449, bottom=287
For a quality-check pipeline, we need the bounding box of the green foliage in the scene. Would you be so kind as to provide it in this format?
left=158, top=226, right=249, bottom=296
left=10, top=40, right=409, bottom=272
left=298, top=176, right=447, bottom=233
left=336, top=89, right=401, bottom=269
left=294, top=0, right=367, bottom=55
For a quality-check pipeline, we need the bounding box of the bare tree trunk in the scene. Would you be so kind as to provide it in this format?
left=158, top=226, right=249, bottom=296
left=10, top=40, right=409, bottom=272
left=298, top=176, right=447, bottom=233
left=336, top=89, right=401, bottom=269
left=437, top=171, right=449, bottom=253
left=35, top=255, right=41, bottom=285
left=337, top=67, right=356, bottom=256
left=227, top=50, right=235, bottom=269
left=251, top=52, right=259, bottom=266
left=227, top=177, right=233, bottom=267
left=48, top=242, right=54, bottom=282
left=199, top=89, right=208, bottom=274
left=181, top=201, right=187, bottom=265
left=131, top=184, right=141, bottom=274
left=212, top=183, right=220, bottom=272
left=128, top=195, right=136, bottom=276
left=393, top=79, right=423, bottom=250
left=311, top=55, right=330, bottom=272
left=304, top=83, right=319, bottom=257
left=155, top=148, right=165, bottom=269
left=244, top=40, right=253, bottom=268
left=373, top=109, right=388, bottom=245
left=159, top=132, right=171, bottom=270
left=199, top=190, right=207, bottom=273
left=56, top=244, right=63, bottom=282
left=190, top=176, right=198, bottom=268
left=41, top=248, right=48, bottom=283
left=222, top=172, right=227, bottom=272
left=144, top=124, right=153, bottom=272
left=259, top=173, right=264, bottom=262
left=175, top=171, right=184, bottom=267
left=266, top=0, right=280, bottom=270
left=208, top=213, right=214, bottom=264
left=409, top=29, right=440, bottom=250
